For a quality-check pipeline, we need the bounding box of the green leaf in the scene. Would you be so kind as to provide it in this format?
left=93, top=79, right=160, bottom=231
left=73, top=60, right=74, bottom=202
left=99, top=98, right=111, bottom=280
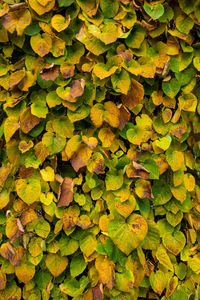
left=144, top=3, right=164, bottom=20
left=162, top=78, right=180, bottom=98
left=108, top=214, right=148, bottom=255
left=70, top=254, right=87, bottom=278
left=42, top=132, right=66, bottom=155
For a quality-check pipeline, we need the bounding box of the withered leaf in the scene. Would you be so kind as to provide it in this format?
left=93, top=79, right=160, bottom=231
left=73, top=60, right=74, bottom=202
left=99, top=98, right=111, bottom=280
left=57, top=177, right=73, bottom=207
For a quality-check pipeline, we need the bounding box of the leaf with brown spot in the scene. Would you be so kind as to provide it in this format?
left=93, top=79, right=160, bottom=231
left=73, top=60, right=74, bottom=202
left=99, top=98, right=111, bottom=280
left=57, top=177, right=73, bottom=207
left=40, top=64, right=59, bottom=81
left=20, top=208, right=38, bottom=226
left=0, top=163, right=11, bottom=187
left=18, top=140, right=34, bottom=153
left=10, top=246, right=24, bottom=266
left=95, top=255, right=115, bottom=289
left=34, top=142, right=49, bottom=163
left=0, top=269, right=6, bottom=291
left=0, top=242, right=15, bottom=261
left=2, top=9, right=31, bottom=36
left=20, top=107, right=40, bottom=134
left=6, top=218, right=24, bottom=243
left=122, top=78, right=144, bottom=110
left=135, top=179, right=153, bottom=200
left=60, top=62, right=75, bottom=79
left=82, top=136, right=98, bottom=150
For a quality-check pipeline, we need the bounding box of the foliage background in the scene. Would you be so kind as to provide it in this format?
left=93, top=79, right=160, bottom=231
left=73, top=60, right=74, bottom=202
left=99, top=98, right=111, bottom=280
left=1, top=0, right=200, bottom=299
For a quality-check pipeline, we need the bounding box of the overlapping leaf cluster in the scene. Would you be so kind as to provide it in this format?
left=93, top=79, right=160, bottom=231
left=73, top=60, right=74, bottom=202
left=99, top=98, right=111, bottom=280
left=1, top=0, right=200, bottom=299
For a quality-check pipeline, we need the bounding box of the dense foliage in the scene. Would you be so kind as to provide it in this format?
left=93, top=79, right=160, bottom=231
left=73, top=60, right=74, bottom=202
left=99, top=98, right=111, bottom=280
left=1, top=0, right=200, bottom=299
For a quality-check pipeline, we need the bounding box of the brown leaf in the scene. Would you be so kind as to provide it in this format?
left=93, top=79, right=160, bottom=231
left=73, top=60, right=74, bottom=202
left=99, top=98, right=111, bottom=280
left=71, top=145, right=92, bottom=172
left=118, top=104, right=131, bottom=129
left=126, top=162, right=150, bottom=179
left=122, top=78, right=144, bottom=110
left=92, top=282, right=104, bottom=300
left=57, top=177, right=73, bottom=207
left=18, top=166, right=34, bottom=179
left=40, top=64, right=59, bottom=81
left=70, top=79, right=85, bottom=99
left=20, top=107, right=40, bottom=134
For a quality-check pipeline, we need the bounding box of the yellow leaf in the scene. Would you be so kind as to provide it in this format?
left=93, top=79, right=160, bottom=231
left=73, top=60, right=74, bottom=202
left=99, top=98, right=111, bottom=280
left=104, top=101, right=120, bottom=128
left=98, top=127, right=115, bottom=148
left=0, top=190, right=10, bottom=209
left=15, top=261, right=35, bottom=284
left=51, top=14, right=70, bottom=32
left=95, top=255, right=115, bottom=289
left=29, top=0, right=55, bottom=15
left=184, top=173, right=195, bottom=192
left=45, top=253, right=68, bottom=277
left=40, top=166, right=55, bottom=182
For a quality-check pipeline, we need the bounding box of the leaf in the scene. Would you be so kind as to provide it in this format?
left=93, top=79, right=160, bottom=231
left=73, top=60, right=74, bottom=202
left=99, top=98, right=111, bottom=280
left=29, top=0, right=55, bottom=15
left=163, top=231, right=186, bottom=255
left=144, top=3, right=164, bottom=20
left=92, top=282, right=104, bottom=300
left=135, top=179, right=153, bottom=200
left=0, top=269, right=6, bottom=291
left=51, top=14, right=70, bottom=32
left=59, top=235, right=79, bottom=256
left=42, top=132, right=66, bottom=155
left=16, top=178, right=41, bottom=205
left=30, top=33, right=52, bottom=57
left=90, top=101, right=120, bottom=128
left=70, top=254, right=87, bottom=278
left=115, top=269, right=134, bottom=292
left=57, top=177, right=73, bottom=207
left=15, top=260, right=35, bottom=284
left=121, top=78, right=144, bottom=110
left=108, top=214, right=148, bottom=255
left=178, top=93, right=197, bottom=112
left=125, top=24, right=145, bottom=49
left=70, top=145, right=92, bottom=172
left=35, top=218, right=50, bottom=238
left=40, top=64, right=59, bottom=81
left=156, top=244, right=174, bottom=271
left=105, top=169, right=124, bottom=191
left=149, top=270, right=167, bottom=295
left=2, top=9, right=31, bottom=36
left=95, top=255, right=115, bottom=289
left=20, top=107, right=40, bottom=134
left=45, top=254, right=68, bottom=277
left=93, top=63, right=118, bottom=80
left=80, top=234, right=97, bottom=257
left=152, top=181, right=172, bottom=206
left=162, top=78, right=180, bottom=98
